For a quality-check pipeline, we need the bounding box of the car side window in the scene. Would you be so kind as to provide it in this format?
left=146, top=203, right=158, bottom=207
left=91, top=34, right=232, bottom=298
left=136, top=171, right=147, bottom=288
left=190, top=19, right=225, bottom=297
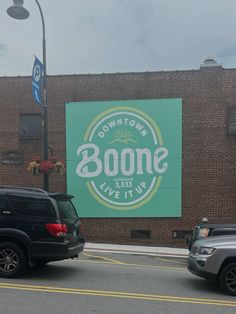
left=56, top=200, right=78, bottom=220
left=8, top=195, right=56, bottom=218
left=0, top=196, right=11, bottom=213
left=213, top=229, right=236, bottom=236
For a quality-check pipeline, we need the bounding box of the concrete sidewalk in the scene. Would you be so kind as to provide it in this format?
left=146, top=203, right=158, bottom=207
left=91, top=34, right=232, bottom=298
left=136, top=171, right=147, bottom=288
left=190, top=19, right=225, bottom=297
left=84, top=242, right=188, bottom=258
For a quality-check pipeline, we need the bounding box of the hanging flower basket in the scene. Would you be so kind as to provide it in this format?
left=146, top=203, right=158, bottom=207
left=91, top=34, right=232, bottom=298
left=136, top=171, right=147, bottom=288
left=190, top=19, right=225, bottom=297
left=39, top=160, right=55, bottom=174
left=27, top=161, right=40, bottom=175
left=54, top=161, right=64, bottom=175
left=27, top=155, right=41, bottom=175
left=27, top=156, right=64, bottom=176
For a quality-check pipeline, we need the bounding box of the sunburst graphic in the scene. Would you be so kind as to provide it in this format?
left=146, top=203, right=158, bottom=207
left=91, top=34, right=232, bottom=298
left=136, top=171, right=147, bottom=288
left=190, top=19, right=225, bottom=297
left=109, top=129, right=138, bottom=144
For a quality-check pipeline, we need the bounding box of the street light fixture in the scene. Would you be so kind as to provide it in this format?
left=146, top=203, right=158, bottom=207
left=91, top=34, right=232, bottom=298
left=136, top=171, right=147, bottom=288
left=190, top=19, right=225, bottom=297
left=7, top=0, right=29, bottom=19
left=7, top=0, right=49, bottom=191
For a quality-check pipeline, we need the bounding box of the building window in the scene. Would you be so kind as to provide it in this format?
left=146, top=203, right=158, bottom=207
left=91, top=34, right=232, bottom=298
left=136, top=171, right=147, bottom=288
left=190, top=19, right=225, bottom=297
left=2, top=151, right=23, bottom=165
left=172, top=230, right=192, bottom=240
left=20, top=113, right=42, bottom=139
left=130, top=230, right=151, bottom=239
left=227, top=108, right=236, bottom=135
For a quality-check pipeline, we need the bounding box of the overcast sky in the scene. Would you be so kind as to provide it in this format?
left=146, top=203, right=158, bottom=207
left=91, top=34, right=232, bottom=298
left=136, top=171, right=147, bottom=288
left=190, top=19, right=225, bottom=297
left=1, top=0, right=236, bottom=76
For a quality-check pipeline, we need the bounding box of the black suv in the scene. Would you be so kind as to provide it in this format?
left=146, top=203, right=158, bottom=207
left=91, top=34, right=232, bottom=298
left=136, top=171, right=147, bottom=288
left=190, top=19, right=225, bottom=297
left=187, top=218, right=236, bottom=250
left=0, top=186, right=85, bottom=277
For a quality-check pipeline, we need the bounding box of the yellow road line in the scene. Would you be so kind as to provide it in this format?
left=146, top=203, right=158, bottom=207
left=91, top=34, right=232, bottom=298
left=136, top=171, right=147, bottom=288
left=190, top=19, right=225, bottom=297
left=0, top=282, right=235, bottom=307
left=69, top=257, right=185, bottom=271
left=155, top=256, right=186, bottom=265
left=83, top=252, right=125, bottom=264
left=70, top=259, right=114, bottom=265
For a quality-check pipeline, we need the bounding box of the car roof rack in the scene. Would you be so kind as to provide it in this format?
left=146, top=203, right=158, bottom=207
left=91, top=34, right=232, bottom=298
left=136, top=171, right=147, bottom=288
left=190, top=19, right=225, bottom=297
left=0, top=186, right=48, bottom=195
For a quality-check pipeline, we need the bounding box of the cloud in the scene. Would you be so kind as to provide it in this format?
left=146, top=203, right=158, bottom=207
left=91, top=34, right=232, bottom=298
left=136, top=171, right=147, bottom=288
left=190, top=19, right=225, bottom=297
left=218, top=44, right=236, bottom=60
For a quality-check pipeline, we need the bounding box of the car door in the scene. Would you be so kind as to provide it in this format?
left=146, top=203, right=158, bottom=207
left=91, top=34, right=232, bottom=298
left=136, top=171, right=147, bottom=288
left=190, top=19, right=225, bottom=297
left=7, top=194, right=57, bottom=242
left=0, top=196, right=16, bottom=228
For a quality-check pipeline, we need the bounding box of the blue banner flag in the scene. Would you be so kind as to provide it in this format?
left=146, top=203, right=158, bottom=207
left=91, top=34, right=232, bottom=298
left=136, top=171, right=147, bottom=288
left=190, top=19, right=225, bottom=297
left=32, top=56, right=44, bottom=105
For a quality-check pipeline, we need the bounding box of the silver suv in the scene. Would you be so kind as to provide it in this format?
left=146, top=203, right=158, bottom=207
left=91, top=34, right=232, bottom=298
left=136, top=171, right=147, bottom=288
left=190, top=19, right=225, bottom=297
left=188, top=235, right=236, bottom=295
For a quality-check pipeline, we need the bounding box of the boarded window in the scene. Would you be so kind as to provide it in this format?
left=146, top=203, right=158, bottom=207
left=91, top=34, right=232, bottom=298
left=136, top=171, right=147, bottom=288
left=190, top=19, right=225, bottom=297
left=172, top=230, right=192, bottom=239
left=130, top=230, right=151, bottom=239
left=20, top=114, right=42, bottom=139
left=228, top=108, right=236, bottom=135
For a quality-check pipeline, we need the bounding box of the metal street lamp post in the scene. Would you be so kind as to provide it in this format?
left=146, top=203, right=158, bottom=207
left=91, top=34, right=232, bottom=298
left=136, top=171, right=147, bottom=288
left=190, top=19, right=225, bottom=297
left=7, top=0, right=49, bottom=191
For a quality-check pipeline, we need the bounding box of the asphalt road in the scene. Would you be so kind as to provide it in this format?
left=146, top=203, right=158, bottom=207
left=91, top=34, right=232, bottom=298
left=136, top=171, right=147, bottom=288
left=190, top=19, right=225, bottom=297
left=0, top=251, right=236, bottom=314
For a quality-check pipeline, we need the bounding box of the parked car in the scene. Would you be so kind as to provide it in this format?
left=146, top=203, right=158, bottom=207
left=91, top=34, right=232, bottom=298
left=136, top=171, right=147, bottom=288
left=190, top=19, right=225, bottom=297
left=0, top=185, right=85, bottom=277
left=187, top=218, right=236, bottom=250
left=188, top=235, right=236, bottom=295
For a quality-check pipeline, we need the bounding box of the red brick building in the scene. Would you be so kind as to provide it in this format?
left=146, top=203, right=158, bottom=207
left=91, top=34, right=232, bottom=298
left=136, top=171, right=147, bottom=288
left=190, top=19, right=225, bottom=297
left=1, top=58, right=236, bottom=247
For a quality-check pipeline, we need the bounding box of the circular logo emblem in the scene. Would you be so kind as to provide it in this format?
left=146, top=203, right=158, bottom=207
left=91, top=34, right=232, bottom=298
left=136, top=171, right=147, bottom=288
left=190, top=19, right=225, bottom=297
left=33, top=64, right=42, bottom=82
left=76, top=106, right=168, bottom=210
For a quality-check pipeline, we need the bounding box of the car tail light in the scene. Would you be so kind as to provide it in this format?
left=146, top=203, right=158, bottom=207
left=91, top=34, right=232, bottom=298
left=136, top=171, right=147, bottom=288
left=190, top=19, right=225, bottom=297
left=45, top=223, right=68, bottom=237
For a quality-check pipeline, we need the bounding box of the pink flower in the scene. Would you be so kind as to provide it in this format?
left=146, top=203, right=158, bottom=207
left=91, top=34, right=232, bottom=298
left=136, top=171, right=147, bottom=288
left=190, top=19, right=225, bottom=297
left=39, top=160, right=55, bottom=173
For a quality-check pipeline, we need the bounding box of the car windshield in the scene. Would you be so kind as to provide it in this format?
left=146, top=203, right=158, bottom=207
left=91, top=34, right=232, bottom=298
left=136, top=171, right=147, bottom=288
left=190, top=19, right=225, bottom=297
left=56, top=199, right=78, bottom=220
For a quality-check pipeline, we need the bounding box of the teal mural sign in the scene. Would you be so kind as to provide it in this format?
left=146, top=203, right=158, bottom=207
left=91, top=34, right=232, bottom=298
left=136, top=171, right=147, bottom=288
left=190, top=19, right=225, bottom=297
left=66, top=99, right=182, bottom=217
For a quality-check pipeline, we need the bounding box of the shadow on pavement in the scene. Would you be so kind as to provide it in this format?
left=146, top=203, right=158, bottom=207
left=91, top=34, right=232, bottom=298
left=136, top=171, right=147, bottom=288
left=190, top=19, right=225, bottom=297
left=21, top=263, right=83, bottom=281
left=185, top=277, right=229, bottom=297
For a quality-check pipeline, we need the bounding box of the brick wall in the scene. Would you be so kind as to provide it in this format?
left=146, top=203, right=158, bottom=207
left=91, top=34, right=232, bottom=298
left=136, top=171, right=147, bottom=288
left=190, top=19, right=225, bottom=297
left=1, top=65, right=236, bottom=247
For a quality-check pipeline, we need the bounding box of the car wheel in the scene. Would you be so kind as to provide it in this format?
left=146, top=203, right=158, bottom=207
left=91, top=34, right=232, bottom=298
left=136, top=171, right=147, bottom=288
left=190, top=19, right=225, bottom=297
left=219, top=262, right=236, bottom=295
left=0, top=242, right=27, bottom=278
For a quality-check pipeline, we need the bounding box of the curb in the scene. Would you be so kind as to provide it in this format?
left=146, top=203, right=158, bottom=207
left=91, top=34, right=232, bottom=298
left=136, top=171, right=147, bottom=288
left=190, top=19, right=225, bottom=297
left=84, top=243, right=189, bottom=259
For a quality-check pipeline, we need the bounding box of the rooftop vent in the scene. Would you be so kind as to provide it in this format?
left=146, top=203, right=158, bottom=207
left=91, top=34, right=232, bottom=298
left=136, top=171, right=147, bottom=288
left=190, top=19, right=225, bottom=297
left=200, top=56, right=222, bottom=68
